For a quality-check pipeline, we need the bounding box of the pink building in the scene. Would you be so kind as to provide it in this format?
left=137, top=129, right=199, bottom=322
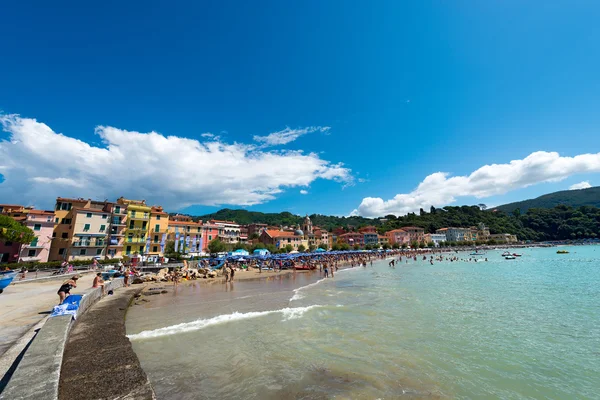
left=18, top=210, right=55, bottom=263
left=201, top=224, right=220, bottom=253
left=385, top=229, right=410, bottom=245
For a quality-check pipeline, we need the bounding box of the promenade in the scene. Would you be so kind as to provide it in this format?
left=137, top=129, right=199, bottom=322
left=0, top=273, right=95, bottom=358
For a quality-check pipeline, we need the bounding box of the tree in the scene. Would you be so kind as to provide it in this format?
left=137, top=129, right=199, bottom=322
left=285, top=244, right=293, bottom=253
left=427, top=242, right=435, bottom=248
left=232, top=242, right=247, bottom=251
left=298, top=244, right=306, bottom=252
left=331, top=243, right=340, bottom=251
left=309, top=244, right=317, bottom=252
left=0, top=215, right=35, bottom=244
left=382, top=243, right=390, bottom=250
left=353, top=244, right=360, bottom=250
left=318, top=243, right=328, bottom=250
left=392, top=242, right=400, bottom=249
left=410, top=241, right=419, bottom=249
left=401, top=243, right=407, bottom=249
left=340, top=243, right=351, bottom=251
left=418, top=242, right=425, bottom=249
left=208, top=239, right=227, bottom=254
left=249, top=233, right=260, bottom=240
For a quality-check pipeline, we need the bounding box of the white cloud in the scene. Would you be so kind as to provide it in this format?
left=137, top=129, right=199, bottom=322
left=200, top=133, right=214, bottom=138
left=299, top=190, right=308, bottom=195
left=569, top=181, right=592, bottom=190
left=0, top=115, right=351, bottom=210
left=353, top=151, right=600, bottom=217
left=253, top=126, right=330, bottom=146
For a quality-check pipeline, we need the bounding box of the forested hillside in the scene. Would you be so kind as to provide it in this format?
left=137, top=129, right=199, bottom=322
left=494, top=186, right=600, bottom=213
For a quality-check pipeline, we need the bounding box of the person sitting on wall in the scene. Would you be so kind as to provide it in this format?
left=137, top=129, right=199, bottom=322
left=93, top=272, right=106, bottom=296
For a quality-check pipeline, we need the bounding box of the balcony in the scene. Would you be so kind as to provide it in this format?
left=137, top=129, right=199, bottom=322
left=73, top=241, right=106, bottom=247
left=125, top=238, right=146, bottom=244
left=128, top=213, right=150, bottom=221
left=126, top=227, right=148, bottom=232
left=111, top=220, right=126, bottom=226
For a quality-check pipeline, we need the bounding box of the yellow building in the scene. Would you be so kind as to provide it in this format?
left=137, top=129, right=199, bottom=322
left=117, top=197, right=151, bottom=258
left=148, top=206, right=169, bottom=256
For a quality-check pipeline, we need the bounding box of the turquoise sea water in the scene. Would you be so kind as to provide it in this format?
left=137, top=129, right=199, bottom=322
left=126, top=246, right=600, bottom=399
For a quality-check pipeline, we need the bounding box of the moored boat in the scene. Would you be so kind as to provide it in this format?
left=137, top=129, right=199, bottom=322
left=504, top=255, right=516, bottom=260
left=0, top=271, right=18, bottom=294
left=557, top=250, right=569, bottom=254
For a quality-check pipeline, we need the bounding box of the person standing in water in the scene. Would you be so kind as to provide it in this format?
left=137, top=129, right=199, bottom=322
left=324, top=264, right=329, bottom=278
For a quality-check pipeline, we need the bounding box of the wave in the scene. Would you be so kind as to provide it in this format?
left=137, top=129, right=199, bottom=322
left=290, top=278, right=327, bottom=301
left=128, top=305, right=322, bottom=341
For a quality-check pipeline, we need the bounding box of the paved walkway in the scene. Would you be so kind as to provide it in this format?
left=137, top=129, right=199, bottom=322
left=0, top=274, right=96, bottom=358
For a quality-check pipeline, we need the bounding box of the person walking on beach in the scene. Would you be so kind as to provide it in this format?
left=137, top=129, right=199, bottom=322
left=230, top=266, right=236, bottom=282
left=57, top=275, right=79, bottom=304
left=223, top=264, right=231, bottom=283
left=324, top=264, right=329, bottom=278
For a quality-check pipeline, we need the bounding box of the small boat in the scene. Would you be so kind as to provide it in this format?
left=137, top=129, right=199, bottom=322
left=504, top=255, right=516, bottom=260
left=470, top=252, right=485, bottom=256
left=512, top=253, right=522, bottom=257
left=502, top=251, right=512, bottom=257
left=0, top=271, right=18, bottom=294
left=557, top=250, right=569, bottom=254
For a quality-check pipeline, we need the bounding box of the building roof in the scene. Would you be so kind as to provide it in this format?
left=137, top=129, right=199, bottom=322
left=387, top=229, right=408, bottom=234
left=168, top=220, right=202, bottom=226
left=210, top=219, right=238, bottom=225
left=264, top=230, right=297, bottom=238
left=151, top=206, right=168, bottom=215
left=27, top=210, right=55, bottom=215
left=436, top=228, right=449, bottom=231
left=400, top=226, right=424, bottom=230
left=73, top=208, right=108, bottom=214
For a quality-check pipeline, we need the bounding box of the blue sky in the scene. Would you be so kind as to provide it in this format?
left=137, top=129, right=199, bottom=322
left=1, top=1, right=600, bottom=217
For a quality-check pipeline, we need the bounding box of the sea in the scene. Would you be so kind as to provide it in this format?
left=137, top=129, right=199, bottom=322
left=126, top=246, right=600, bottom=400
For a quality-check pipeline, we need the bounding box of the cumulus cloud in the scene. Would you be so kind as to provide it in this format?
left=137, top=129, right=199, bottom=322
left=299, top=189, right=308, bottom=195
left=0, top=115, right=351, bottom=209
left=253, top=126, right=330, bottom=146
left=353, top=151, right=600, bottom=217
left=569, top=181, right=592, bottom=190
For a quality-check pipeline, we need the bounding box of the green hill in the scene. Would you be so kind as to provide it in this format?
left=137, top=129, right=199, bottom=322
left=174, top=208, right=379, bottom=232
left=494, top=186, right=600, bottom=213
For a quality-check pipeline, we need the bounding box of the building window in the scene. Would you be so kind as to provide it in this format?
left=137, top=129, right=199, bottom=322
left=209, top=235, right=212, bottom=241
left=86, top=213, right=92, bottom=218
left=55, top=217, right=59, bottom=224
left=102, top=214, right=107, bottom=219
left=115, top=206, right=120, bottom=213
left=152, top=246, right=158, bottom=252
left=96, top=249, right=102, bottom=255
left=126, top=245, right=131, bottom=253
left=30, top=237, right=38, bottom=247
left=28, top=249, right=36, bottom=257
left=155, top=224, right=160, bottom=232
left=99, top=225, right=106, bottom=232
left=83, top=224, right=90, bottom=232
left=33, top=223, right=41, bottom=231
left=79, top=249, right=86, bottom=255
left=61, top=232, right=68, bottom=239
left=156, top=215, right=161, bottom=220
left=154, top=235, right=159, bottom=243
left=58, top=248, right=65, bottom=255
left=52, top=232, right=56, bottom=238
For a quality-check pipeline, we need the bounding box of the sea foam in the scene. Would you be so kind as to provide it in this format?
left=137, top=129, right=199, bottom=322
left=290, top=278, right=326, bottom=301
left=128, top=305, right=322, bottom=340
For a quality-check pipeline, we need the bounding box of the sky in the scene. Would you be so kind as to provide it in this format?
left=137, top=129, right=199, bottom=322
left=2, top=1, right=600, bottom=218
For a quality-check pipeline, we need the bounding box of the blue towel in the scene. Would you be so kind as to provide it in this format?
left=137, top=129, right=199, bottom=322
left=50, top=294, right=83, bottom=319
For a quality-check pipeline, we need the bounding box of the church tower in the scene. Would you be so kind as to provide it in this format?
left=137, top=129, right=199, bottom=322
left=302, top=215, right=313, bottom=235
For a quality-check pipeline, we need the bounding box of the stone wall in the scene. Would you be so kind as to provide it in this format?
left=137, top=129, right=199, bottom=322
left=0, top=278, right=125, bottom=400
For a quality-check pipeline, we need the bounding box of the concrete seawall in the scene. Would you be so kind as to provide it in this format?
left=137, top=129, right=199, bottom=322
left=0, top=278, right=154, bottom=400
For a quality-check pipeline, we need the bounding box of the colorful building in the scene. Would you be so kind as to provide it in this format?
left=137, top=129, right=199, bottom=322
left=260, top=229, right=309, bottom=250
left=399, top=226, right=425, bottom=243
left=49, top=198, right=109, bottom=261
left=211, top=220, right=241, bottom=244
left=117, top=198, right=151, bottom=258
left=149, top=206, right=169, bottom=257
left=105, top=202, right=127, bottom=259
left=168, top=220, right=203, bottom=254
left=339, top=232, right=365, bottom=246
left=0, top=205, right=54, bottom=263
left=385, top=229, right=410, bottom=245
left=201, top=223, right=220, bottom=253
left=424, top=233, right=447, bottom=247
